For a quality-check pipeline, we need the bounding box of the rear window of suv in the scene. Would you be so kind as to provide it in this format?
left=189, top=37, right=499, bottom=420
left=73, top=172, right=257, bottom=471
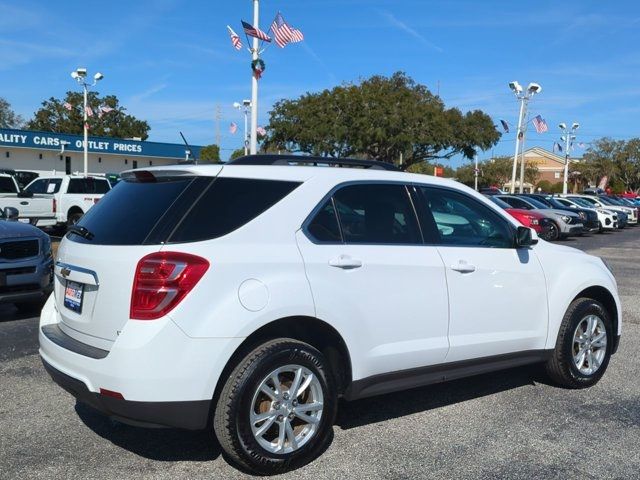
left=69, top=176, right=300, bottom=245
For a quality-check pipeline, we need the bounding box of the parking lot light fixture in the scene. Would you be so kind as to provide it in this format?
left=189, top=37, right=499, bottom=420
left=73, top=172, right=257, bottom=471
left=71, top=67, right=103, bottom=177
left=559, top=122, right=580, bottom=194
left=234, top=100, right=252, bottom=155
left=508, top=80, right=542, bottom=194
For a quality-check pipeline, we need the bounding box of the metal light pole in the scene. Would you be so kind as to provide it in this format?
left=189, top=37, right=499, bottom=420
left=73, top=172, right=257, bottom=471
left=249, top=0, right=260, bottom=154
left=559, top=122, right=579, bottom=194
left=233, top=100, right=252, bottom=155
left=71, top=68, right=103, bottom=176
left=508, top=81, right=542, bottom=193
left=474, top=152, right=479, bottom=191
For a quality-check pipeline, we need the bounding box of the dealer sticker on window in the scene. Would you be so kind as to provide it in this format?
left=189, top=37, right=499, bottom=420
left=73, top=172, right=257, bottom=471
left=64, top=280, right=84, bottom=314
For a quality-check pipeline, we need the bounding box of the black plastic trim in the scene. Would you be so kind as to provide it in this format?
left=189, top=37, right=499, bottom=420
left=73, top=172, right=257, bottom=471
left=41, top=359, right=211, bottom=430
left=41, top=324, right=109, bottom=359
left=612, top=334, right=621, bottom=355
left=229, top=154, right=400, bottom=171
left=344, top=350, right=553, bottom=401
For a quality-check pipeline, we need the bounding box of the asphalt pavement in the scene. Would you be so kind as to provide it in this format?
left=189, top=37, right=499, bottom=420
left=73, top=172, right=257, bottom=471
left=1, top=229, right=639, bottom=479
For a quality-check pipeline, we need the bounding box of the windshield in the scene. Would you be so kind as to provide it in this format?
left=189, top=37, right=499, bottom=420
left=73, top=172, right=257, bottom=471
left=486, top=195, right=511, bottom=209
left=597, top=197, right=619, bottom=206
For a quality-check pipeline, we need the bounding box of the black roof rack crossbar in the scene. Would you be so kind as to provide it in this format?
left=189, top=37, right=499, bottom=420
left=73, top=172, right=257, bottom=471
left=228, top=154, right=400, bottom=171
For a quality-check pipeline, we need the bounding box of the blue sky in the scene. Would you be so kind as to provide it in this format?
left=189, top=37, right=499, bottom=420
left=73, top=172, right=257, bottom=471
left=1, top=0, right=639, bottom=163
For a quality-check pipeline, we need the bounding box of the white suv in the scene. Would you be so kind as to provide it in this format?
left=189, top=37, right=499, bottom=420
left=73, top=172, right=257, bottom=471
left=40, top=156, right=621, bottom=474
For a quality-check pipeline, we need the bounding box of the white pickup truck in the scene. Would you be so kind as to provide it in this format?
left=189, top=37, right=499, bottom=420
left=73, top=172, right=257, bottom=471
left=0, top=174, right=111, bottom=228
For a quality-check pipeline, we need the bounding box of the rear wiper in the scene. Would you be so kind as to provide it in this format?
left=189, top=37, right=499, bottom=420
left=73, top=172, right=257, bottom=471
left=67, top=225, right=95, bottom=240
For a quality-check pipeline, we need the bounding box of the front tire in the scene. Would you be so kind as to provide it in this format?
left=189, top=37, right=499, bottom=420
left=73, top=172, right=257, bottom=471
left=546, top=298, right=613, bottom=388
left=543, top=221, right=560, bottom=241
left=214, top=339, right=337, bottom=474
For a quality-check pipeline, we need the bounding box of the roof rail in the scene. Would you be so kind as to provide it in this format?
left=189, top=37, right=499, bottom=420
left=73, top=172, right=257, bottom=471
left=228, top=154, right=400, bottom=171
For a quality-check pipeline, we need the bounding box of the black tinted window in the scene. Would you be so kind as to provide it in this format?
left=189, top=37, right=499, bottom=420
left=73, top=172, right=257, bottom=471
left=333, top=184, right=421, bottom=244
left=307, top=199, right=342, bottom=243
left=168, top=178, right=300, bottom=243
left=70, top=177, right=194, bottom=245
left=419, top=187, right=513, bottom=248
left=25, top=178, right=62, bottom=194
left=67, top=178, right=109, bottom=194
left=499, top=196, right=531, bottom=210
left=0, top=176, right=16, bottom=193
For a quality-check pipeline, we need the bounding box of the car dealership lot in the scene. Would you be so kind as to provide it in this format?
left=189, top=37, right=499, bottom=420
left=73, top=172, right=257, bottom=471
left=1, top=229, right=639, bottom=479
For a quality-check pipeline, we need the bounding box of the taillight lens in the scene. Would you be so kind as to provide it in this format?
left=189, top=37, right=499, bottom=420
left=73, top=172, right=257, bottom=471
left=52, top=198, right=57, bottom=213
left=130, top=252, right=209, bottom=320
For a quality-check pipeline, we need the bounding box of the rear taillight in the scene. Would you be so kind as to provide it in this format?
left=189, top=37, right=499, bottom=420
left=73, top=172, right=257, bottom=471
left=130, top=252, right=209, bottom=320
left=52, top=198, right=56, bottom=213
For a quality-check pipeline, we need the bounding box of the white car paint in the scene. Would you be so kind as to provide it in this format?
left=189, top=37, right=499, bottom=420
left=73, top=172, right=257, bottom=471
left=39, top=164, right=621, bottom=407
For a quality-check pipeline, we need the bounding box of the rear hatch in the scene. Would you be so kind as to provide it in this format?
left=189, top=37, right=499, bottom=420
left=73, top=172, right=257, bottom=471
left=53, top=168, right=222, bottom=349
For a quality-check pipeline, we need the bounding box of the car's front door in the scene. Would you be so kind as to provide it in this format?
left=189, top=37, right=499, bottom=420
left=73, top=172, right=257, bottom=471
left=415, top=186, right=548, bottom=363
left=296, top=182, right=450, bottom=381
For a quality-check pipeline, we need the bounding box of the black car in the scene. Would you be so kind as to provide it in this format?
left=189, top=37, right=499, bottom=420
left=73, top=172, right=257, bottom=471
left=519, top=194, right=600, bottom=233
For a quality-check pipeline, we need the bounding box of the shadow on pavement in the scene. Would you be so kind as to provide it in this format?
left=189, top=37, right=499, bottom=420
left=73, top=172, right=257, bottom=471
left=75, top=402, right=222, bottom=462
left=336, top=364, right=545, bottom=430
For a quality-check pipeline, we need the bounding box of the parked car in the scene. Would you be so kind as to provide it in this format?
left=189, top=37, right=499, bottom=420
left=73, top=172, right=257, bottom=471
left=566, top=195, right=634, bottom=228
left=597, top=196, right=638, bottom=225
left=479, top=187, right=505, bottom=195
left=495, top=194, right=584, bottom=240
left=486, top=195, right=553, bottom=240
left=40, top=156, right=621, bottom=474
left=0, top=175, right=111, bottom=229
left=0, top=206, right=54, bottom=311
left=521, top=194, right=599, bottom=233
left=553, top=196, right=618, bottom=232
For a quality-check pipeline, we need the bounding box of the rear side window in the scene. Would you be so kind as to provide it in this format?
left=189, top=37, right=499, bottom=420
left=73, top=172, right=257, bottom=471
left=0, top=176, right=15, bottom=193
left=332, top=184, right=421, bottom=244
left=306, top=199, right=342, bottom=243
left=68, top=178, right=110, bottom=194
left=168, top=178, right=300, bottom=243
left=25, top=178, right=62, bottom=194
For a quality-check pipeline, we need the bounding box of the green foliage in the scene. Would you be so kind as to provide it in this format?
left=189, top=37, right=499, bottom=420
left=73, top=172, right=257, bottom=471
left=580, top=137, right=640, bottom=192
left=0, top=98, right=23, bottom=128
left=26, top=91, right=150, bottom=140
left=229, top=148, right=246, bottom=161
left=548, top=182, right=564, bottom=194
left=264, top=72, right=500, bottom=170
left=456, top=156, right=538, bottom=188
left=199, top=144, right=221, bottom=163
left=535, top=180, right=553, bottom=193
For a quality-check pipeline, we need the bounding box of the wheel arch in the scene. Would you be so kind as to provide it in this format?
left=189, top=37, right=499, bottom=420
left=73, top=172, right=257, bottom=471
left=213, top=315, right=353, bottom=401
left=574, top=285, right=619, bottom=338
left=67, top=205, right=84, bottom=217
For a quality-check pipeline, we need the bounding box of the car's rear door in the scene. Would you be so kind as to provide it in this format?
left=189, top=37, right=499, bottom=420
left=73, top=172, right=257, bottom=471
left=296, top=182, right=450, bottom=381
left=415, top=186, right=548, bottom=362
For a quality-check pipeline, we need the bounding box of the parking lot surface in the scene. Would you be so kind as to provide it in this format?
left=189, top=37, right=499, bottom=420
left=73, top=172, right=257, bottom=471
left=1, top=229, right=639, bottom=479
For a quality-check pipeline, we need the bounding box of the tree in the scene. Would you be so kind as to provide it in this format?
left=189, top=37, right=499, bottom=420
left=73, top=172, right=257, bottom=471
left=199, top=144, right=221, bottom=163
left=0, top=97, right=24, bottom=128
left=229, top=148, right=246, bottom=161
left=264, top=72, right=500, bottom=170
left=456, top=156, right=538, bottom=188
left=26, top=91, right=150, bottom=140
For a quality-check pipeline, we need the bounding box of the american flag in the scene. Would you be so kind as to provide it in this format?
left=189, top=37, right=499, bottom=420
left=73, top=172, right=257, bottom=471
left=532, top=115, right=548, bottom=133
left=100, top=106, right=115, bottom=114
left=290, top=28, right=304, bottom=43
left=227, top=25, right=243, bottom=50
left=242, top=20, right=271, bottom=42
left=256, top=126, right=267, bottom=136
left=271, top=12, right=293, bottom=48
left=229, top=122, right=238, bottom=135
left=63, top=102, right=73, bottom=111
left=499, top=119, right=510, bottom=133
left=84, top=106, right=94, bottom=117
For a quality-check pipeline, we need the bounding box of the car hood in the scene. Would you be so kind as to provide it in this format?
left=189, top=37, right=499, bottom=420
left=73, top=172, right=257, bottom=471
left=0, top=220, right=45, bottom=239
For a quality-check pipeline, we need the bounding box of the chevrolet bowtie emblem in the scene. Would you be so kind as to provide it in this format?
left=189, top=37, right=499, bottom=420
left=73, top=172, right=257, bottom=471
left=61, top=267, right=71, bottom=278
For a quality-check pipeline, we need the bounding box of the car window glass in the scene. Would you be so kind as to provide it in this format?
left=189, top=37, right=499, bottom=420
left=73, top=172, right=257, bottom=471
left=67, top=179, right=85, bottom=194
left=499, top=196, right=530, bottom=210
left=307, top=199, right=342, bottom=243
left=333, top=184, right=421, bottom=244
left=25, top=179, right=47, bottom=193
left=420, top=187, right=513, bottom=248
left=0, top=176, right=15, bottom=193
left=523, top=197, right=547, bottom=209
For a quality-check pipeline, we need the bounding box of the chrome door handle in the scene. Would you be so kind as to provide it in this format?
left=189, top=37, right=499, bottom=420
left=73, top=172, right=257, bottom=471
left=450, top=261, right=476, bottom=273
left=329, top=255, right=362, bottom=269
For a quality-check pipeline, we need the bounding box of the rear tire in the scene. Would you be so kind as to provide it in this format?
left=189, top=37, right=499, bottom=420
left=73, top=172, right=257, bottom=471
left=214, top=338, right=337, bottom=475
left=545, top=298, right=613, bottom=389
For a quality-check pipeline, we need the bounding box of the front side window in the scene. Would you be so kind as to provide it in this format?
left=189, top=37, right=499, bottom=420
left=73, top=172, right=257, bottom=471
left=418, top=187, right=513, bottom=248
left=332, top=184, right=421, bottom=244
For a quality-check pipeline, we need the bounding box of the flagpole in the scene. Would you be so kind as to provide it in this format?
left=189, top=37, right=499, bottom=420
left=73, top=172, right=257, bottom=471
left=249, top=0, right=259, bottom=155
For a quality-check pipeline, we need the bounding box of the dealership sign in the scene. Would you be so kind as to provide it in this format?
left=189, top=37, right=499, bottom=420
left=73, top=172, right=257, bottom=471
left=0, top=128, right=200, bottom=159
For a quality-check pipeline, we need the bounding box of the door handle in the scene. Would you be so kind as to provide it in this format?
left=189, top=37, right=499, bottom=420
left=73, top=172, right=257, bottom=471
left=20, top=201, right=29, bottom=205
left=329, top=255, right=362, bottom=269
left=450, top=261, right=476, bottom=273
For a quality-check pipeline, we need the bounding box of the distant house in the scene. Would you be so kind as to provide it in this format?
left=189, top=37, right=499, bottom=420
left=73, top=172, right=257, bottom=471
left=503, top=147, right=582, bottom=192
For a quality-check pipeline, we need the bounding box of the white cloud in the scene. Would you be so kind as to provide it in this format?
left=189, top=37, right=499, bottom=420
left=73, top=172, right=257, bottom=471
left=378, top=11, right=443, bottom=52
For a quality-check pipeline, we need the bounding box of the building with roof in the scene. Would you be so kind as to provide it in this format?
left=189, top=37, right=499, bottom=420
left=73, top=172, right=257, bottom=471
left=503, top=147, right=582, bottom=192
left=0, top=128, right=203, bottom=176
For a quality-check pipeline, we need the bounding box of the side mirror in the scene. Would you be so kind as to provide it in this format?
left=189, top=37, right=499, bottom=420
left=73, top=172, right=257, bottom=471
left=516, top=225, right=537, bottom=247
left=4, top=207, right=19, bottom=221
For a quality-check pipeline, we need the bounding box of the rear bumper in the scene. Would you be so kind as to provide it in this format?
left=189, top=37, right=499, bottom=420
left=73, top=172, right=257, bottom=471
left=42, top=358, right=211, bottom=429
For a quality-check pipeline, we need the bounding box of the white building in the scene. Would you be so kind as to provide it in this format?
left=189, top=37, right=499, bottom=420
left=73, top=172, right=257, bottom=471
left=0, top=128, right=203, bottom=176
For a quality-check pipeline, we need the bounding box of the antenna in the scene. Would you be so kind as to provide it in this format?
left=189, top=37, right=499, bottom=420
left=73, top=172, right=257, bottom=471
left=179, top=131, right=197, bottom=164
